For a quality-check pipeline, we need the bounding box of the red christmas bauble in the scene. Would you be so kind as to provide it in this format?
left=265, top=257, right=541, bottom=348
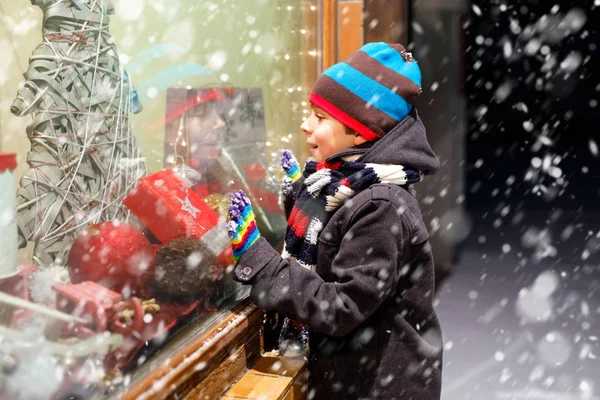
left=67, top=222, right=155, bottom=296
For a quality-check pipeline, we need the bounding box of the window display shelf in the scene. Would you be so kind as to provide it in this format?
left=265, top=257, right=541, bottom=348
left=122, top=295, right=262, bottom=400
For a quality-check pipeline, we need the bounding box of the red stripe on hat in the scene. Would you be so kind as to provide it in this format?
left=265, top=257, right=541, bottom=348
left=309, top=93, right=382, bottom=142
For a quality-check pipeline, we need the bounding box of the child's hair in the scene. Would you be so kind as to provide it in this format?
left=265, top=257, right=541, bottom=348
left=344, top=125, right=356, bottom=136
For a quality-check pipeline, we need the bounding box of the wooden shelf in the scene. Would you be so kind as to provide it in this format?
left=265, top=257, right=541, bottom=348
left=121, top=298, right=263, bottom=400
left=221, top=355, right=308, bottom=400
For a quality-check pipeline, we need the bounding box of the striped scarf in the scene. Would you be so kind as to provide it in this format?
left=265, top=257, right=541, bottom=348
left=278, top=159, right=422, bottom=354
left=282, top=159, right=422, bottom=270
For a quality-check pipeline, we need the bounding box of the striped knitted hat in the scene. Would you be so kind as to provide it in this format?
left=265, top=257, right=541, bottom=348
left=309, top=42, right=422, bottom=141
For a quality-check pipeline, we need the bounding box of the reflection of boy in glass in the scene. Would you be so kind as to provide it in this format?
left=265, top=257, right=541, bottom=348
left=187, top=95, right=227, bottom=164
left=168, top=88, right=233, bottom=193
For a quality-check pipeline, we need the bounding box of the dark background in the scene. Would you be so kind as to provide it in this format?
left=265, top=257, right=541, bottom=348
left=434, top=3, right=600, bottom=398
left=464, top=0, right=599, bottom=219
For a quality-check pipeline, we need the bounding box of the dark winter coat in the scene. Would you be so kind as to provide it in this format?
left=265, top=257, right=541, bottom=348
left=234, top=109, right=443, bottom=400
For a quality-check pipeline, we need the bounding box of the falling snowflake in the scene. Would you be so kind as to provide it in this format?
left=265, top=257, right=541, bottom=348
left=590, top=139, right=599, bottom=157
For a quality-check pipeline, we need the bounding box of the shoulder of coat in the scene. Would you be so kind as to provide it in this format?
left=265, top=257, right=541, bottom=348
left=363, top=183, right=415, bottom=205
left=340, top=184, right=410, bottom=215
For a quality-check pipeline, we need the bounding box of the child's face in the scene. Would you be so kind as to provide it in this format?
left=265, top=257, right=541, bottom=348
left=301, top=106, right=366, bottom=162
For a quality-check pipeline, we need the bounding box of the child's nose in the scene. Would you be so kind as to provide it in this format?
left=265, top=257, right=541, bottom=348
left=213, top=117, right=225, bottom=130
left=300, top=119, right=311, bottom=135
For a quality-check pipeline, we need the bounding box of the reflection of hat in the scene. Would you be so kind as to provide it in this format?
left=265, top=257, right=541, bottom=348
left=163, top=88, right=234, bottom=126
left=310, top=43, right=421, bottom=141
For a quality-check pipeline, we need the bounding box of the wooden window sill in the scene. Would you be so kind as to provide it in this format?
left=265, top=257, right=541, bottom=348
left=121, top=297, right=263, bottom=400
left=221, top=355, right=308, bottom=400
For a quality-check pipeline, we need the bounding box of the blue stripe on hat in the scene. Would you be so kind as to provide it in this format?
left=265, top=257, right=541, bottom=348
left=360, top=42, right=422, bottom=87
left=323, top=62, right=412, bottom=122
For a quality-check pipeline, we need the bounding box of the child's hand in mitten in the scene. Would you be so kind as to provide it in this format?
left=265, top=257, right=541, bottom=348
left=227, top=190, right=261, bottom=263
left=281, top=150, right=301, bottom=182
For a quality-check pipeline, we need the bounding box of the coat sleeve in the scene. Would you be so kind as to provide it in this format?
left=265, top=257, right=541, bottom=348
left=233, top=198, right=407, bottom=337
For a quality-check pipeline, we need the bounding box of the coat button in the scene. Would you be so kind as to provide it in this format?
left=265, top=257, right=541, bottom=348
left=242, top=266, right=252, bottom=276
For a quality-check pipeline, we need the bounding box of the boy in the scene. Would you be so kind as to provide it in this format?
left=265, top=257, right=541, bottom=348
left=227, top=43, right=442, bottom=400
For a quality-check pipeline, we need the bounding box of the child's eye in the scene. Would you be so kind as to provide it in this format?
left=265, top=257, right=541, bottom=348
left=315, top=114, right=324, bottom=121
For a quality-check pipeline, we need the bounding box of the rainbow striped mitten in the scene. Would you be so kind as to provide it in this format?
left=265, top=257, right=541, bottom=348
left=281, top=150, right=301, bottom=182
left=227, top=190, right=261, bottom=263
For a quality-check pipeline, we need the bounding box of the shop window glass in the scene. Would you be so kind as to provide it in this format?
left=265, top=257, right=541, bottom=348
left=0, top=0, right=320, bottom=397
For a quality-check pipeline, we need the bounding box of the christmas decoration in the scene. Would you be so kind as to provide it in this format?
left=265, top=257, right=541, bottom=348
left=51, top=282, right=171, bottom=370
left=203, top=193, right=231, bottom=219
left=28, top=265, right=70, bottom=306
left=0, top=290, right=88, bottom=341
left=0, top=153, right=48, bottom=317
left=0, top=153, right=18, bottom=281
left=0, top=290, right=124, bottom=399
left=0, top=265, right=38, bottom=310
left=103, top=298, right=199, bottom=370
left=67, top=222, right=154, bottom=296
left=53, top=281, right=123, bottom=334
left=153, top=238, right=230, bottom=299
left=10, top=0, right=146, bottom=267
left=123, top=169, right=232, bottom=266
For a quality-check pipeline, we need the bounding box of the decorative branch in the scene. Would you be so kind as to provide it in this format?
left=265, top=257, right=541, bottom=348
left=11, top=0, right=146, bottom=266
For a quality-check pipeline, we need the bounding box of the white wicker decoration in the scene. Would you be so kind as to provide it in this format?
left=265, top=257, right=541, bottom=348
left=10, top=0, right=146, bottom=266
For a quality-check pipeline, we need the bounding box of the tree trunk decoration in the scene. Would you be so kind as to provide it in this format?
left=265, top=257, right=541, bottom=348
left=10, top=0, right=146, bottom=266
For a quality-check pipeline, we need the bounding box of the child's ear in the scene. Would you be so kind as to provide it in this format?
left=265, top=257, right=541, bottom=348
left=353, top=133, right=368, bottom=146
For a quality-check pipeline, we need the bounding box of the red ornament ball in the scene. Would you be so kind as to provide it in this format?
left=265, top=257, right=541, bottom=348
left=67, top=222, right=155, bottom=296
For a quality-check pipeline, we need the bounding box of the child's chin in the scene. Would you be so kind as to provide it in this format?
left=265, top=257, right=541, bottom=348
left=310, top=149, right=323, bottom=162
